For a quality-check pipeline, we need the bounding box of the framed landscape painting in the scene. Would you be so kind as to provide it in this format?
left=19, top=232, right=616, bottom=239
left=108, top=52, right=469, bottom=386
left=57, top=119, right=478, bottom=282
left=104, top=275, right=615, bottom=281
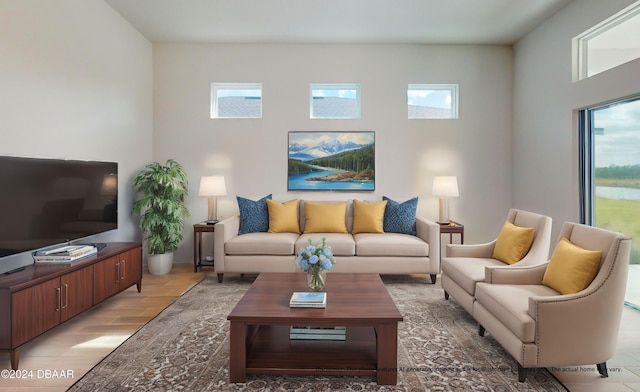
left=288, top=131, right=375, bottom=191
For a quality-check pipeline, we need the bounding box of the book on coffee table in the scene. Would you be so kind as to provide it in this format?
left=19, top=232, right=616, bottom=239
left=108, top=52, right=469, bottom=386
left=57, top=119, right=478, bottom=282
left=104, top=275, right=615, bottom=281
left=289, top=292, right=327, bottom=308
left=289, top=325, right=346, bottom=340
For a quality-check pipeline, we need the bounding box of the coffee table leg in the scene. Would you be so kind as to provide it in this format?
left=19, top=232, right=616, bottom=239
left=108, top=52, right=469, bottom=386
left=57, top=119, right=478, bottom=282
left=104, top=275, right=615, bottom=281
left=376, top=323, right=398, bottom=385
left=229, top=321, right=247, bottom=382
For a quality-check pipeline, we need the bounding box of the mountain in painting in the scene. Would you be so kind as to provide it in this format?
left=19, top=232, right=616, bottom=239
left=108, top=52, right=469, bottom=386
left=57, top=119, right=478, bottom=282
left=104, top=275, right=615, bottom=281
left=289, top=140, right=366, bottom=162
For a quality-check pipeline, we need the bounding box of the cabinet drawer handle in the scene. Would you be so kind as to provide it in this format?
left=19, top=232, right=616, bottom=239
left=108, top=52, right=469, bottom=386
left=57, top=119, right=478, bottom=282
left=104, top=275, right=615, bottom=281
left=115, top=262, right=120, bottom=284
left=62, top=283, right=68, bottom=309
left=55, top=287, right=61, bottom=312
left=121, top=260, right=126, bottom=280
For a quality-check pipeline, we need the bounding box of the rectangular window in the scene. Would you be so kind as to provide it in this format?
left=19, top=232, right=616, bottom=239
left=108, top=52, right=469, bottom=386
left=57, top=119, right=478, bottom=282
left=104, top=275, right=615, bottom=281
left=310, top=83, right=360, bottom=119
left=574, top=2, right=640, bottom=81
left=408, top=84, right=458, bottom=119
left=211, top=83, right=262, bottom=118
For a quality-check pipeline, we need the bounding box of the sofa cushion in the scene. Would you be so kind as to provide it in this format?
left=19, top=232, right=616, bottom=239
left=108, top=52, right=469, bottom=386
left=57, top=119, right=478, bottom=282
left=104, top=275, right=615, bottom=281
left=475, top=282, right=559, bottom=343
left=296, top=233, right=355, bottom=256
left=303, top=201, right=348, bottom=233
left=382, top=196, right=417, bottom=235
left=542, top=237, right=602, bottom=295
left=354, top=233, right=429, bottom=257
left=267, top=199, right=300, bottom=234
left=492, top=221, right=535, bottom=264
left=352, top=199, right=387, bottom=234
left=225, top=232, right=298, bottom=255
left=441, top=257, right=507, bottom=295
left=237, top=194, right=272, bottom=235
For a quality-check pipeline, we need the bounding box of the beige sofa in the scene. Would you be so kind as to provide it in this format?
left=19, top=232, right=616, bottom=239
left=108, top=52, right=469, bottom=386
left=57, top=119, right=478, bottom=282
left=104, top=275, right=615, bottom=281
left=213, top=199, right=440, bottom=283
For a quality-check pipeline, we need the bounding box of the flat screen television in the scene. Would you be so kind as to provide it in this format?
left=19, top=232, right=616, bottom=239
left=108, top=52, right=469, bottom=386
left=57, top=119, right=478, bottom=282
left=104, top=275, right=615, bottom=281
left=0, top=155, right=118, bottom=259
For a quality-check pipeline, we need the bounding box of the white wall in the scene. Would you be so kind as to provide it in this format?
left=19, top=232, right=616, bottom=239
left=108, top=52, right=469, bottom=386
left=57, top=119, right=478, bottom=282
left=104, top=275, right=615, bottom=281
left=154, top=43, right=514, bottom=263
left=0, top=0, right=153, bottom=273
left=513, top=0, right=640, bottom=244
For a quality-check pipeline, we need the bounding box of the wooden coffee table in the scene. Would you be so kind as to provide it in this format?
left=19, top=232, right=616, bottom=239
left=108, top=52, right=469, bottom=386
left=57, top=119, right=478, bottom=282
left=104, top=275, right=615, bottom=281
left=227, top=272, right=403, bottom=385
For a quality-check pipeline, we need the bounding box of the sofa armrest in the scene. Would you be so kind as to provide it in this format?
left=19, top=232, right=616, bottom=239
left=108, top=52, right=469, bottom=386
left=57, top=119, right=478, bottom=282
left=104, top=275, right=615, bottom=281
left=485, top=263, right=548, bottom=284
left=214, top=215, right=240, bottom=274
left=416, top=216, right=440, bottom=272
left=446, top=240, right=496, bottom=258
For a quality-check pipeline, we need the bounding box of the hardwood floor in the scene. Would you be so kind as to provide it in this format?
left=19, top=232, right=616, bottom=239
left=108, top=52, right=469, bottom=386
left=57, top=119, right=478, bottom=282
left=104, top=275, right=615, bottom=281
left=0, top=263, right=206, bottom=391
left=1, top=265, right=640, bottom=391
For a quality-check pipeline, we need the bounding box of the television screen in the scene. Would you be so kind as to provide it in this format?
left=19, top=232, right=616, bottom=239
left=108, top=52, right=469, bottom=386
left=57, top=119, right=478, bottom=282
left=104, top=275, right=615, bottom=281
left=0, top=156, right=117, bottom=258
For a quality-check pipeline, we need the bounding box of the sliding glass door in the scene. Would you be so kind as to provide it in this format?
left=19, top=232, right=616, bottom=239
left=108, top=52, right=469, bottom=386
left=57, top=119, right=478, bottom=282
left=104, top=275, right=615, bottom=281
left=581, top=97, right=640, bottom=308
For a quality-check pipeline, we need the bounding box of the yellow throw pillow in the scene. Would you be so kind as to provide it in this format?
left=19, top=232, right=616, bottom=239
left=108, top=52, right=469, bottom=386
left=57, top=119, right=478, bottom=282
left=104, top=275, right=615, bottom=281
left=542, top=237, right=602, bottom=295
left=492, top=221, right=535, bottom=264
left=303, top=201, right=348, bottom=233
left=352, top=199, right=387, bottom=234
left=267, top=199, right=300, bottom=234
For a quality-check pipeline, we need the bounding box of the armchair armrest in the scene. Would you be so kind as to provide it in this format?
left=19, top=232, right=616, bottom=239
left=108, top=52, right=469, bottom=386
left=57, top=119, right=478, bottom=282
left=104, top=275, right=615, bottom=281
left=416, top=216, right=440, bottom=273
left=213, top=215, right=240, bottom=274
left=527, top=290, right=622, bottom=364
left=485, top=263, right=548, bottom=284
left=446, top=240, right=496, bottom=258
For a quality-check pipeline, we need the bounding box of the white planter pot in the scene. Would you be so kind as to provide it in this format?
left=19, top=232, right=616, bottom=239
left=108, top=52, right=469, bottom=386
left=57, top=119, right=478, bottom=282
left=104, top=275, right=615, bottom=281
left=147, top=252, right=174, bottom=275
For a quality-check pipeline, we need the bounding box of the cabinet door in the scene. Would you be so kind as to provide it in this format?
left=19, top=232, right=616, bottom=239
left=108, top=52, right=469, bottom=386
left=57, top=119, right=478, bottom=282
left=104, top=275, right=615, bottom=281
left=119, top=247, right=142, bottom=290
left=12, top=279, right=60, bottom=347
left=60, top=266, right=94, bottom=322
left=93, top=256, right=119, bottom=303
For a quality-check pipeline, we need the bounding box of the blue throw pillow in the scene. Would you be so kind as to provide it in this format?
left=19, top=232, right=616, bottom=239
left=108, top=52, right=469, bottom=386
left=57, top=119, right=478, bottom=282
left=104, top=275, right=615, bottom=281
left=237, top=194, right=272, bottom=235
left=383, top=196, right=418, bottom=235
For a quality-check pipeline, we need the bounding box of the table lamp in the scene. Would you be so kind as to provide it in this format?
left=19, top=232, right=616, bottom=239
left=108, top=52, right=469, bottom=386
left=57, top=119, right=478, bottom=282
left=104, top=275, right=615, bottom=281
left=198, top=176, right=227, bottom=224
left=433, top=176, right=459, bottom=224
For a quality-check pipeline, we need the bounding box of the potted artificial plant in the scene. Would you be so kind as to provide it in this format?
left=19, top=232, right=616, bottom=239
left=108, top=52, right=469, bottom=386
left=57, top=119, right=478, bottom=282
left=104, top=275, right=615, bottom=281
left=132, top=159, right=190, bottom=275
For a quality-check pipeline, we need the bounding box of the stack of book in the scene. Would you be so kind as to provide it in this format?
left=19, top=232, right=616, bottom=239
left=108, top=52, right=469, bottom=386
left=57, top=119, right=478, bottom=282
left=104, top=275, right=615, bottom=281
left=33, top=245, right=97, bottom=263
left=289, top=326, right=346, bottom=340
left=289, top=292, right=327, bottom=308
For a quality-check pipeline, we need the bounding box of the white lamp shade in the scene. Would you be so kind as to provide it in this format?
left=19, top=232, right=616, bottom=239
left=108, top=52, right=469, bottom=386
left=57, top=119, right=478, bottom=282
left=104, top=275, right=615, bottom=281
left=433, top=176, right=459, bottom=197
left=198, top=176, right=227, bottom=196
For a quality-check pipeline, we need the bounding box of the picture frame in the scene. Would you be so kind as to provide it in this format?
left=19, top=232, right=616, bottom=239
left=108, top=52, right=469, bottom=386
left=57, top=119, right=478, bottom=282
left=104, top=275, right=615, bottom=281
left=288, top=131, right=375, bottom=191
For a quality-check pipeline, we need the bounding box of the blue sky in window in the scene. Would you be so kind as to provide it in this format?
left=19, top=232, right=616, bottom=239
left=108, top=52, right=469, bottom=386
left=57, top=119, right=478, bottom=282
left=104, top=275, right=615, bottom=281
left=312, top=89, right=357, bottom=99
left=408, top=89, right=451, bottom=109
left=594, top=99, right=640, bottom=167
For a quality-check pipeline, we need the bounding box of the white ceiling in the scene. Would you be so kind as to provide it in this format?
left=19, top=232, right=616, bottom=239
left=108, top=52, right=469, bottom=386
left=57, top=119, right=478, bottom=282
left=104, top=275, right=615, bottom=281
left=105, top=0, right=573, bottom=45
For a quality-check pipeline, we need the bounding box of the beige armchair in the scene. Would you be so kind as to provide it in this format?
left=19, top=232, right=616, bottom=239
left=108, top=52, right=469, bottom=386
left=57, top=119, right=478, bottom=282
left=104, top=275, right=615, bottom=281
left=473, top=222, right=631, bottom=382
left=441, top=209, right=552, bottom=315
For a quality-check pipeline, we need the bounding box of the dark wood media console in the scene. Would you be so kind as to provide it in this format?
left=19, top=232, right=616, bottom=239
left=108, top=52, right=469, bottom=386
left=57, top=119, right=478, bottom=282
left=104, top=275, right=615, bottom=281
left=0, top=242, right=142, bottom=369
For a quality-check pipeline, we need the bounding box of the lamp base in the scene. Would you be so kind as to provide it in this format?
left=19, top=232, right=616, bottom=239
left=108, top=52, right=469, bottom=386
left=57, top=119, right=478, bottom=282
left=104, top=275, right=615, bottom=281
left=439, top=198, right=450, bottom=223
left=207, top=196, right=218, bottom=223
left=205, top=219, right=218, bottom=225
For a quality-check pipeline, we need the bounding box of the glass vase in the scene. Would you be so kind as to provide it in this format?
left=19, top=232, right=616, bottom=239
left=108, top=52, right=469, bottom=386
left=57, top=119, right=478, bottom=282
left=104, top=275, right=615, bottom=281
left=307, top=268, right=327, bottom=291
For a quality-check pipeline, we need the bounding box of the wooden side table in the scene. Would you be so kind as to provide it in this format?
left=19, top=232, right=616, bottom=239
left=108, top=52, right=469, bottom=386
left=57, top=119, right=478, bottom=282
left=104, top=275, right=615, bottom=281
left=439, top=221, right=464, bottom=244
left=193, top=222, right=215, bottom=272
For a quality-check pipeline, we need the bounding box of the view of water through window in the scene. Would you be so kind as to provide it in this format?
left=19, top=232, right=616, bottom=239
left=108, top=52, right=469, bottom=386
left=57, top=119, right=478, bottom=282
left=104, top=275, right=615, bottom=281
left=592, top=98, right=640, bottom=308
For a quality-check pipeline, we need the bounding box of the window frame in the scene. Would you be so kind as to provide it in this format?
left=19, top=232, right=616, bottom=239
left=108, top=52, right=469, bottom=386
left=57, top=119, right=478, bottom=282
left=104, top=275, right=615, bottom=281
left=407, top=84, right=459, bottom=119
left=578, top=94, right=640, bottom=224
left=573, top=1, right=640, bottom=81
left=309, top=83, right=361, bottom=119
left=210, top=83, right=263, bottom=119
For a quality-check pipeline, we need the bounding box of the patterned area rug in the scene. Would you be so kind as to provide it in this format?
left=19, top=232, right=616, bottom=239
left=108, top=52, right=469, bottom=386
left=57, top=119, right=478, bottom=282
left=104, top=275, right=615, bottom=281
left=69, top=274, right=567, bottom=391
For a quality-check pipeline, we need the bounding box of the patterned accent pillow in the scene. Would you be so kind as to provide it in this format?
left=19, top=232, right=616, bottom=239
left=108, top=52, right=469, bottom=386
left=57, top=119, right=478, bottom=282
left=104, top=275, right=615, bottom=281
left=383, top=196, right=418, bottom=235
left=237, top=194, right=272, bottom=235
